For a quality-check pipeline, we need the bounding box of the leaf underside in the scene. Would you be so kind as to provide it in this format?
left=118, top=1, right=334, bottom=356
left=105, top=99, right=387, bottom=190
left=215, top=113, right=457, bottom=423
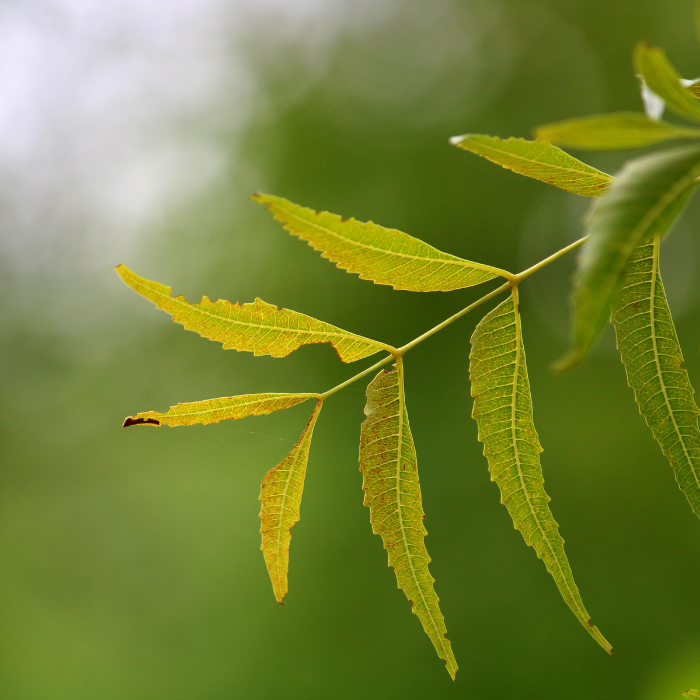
left=123, top=393, right=317, bottom=428
left=359, top=361, right=458, bottom=679
left=450, top=134, right=613, bottom=197
left=116, top=264, right=388, bottom=362
left=253, top=192, right=508, bottom=291
left=611, top=235, right=700, bottom=519
left=635, top=43, right=700, bottom=124
left=470, top=290, right=612, bottom=654
left=556, top=143, right=700, bottom=372
left=260, top=400, right=323, bottom=603
left=535, top=112, right=700, bottom=151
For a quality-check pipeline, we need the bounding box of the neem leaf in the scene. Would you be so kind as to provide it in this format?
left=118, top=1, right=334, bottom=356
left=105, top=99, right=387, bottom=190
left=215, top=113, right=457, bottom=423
left=123, top=393, right=317, bottom=428
left=359, top=360, right=458, bottom=679
left=253, top=192, right=511, bottom=291
left=555, top=142, right=700, bottom=372
left=116, top=264, right=392, bottom=362
left=470, top=289, right=612, bottom=654
left=635, top=43, right=700, bottom=124
left=260, top=399, right=323, bottom=603
left=683, top=691, right=700, bottom=698
left=450, top=134, right=613, bottom=197
left=612, top=235, right=700, bottom=520
left=535, top=112, right=700, bottom=150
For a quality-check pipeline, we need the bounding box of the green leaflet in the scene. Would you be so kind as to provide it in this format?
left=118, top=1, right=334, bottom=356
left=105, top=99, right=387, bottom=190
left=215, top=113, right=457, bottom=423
left=470, top=290, right=612, bottom=654
left=253, top=192, right=510, bottom=291
left=535, top=112, right=700, bottom=150
left=123, top=393, right=317, bottom=428
left=556, top=143, right=700, bottom=372
left=635, top=43, right=700, bottom=124
left=116, top=264, right=392, bottom=362
left=260, top=400, right=323, bottom=603
left=450, top=134, right=613, bottom=197
left=359, top=360, right=458, bottom=679
left=683, top=690, right=700, bottom=698
left=611, top=235, right=700, bottom=520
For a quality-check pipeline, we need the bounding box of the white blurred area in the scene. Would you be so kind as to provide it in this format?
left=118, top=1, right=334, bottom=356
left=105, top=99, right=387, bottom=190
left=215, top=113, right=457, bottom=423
left=0, top=0, right=516, bottom=340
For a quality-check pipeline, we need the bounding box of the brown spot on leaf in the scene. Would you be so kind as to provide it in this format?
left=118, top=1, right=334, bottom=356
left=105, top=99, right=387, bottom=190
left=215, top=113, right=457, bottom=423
left=123, top=416, right=160, bottom=427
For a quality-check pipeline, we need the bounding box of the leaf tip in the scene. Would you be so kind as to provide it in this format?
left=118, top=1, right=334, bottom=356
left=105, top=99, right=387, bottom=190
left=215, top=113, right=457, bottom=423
left=552, top=349, right=584, bottom=375
left=448, top=134, right=466, bottom=146
left=123, top=416, right=160, bottom=427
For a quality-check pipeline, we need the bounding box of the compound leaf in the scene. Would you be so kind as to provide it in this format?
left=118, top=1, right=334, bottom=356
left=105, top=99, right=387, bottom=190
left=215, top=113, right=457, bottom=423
left=635, top=43, right=700, bottom=124
left=470, top=290, right=612, bottom=654
left=359, top=359, right=458, bottom=679
left=450, top=134, right=613, bottom=197
left=123, top=392, right=318, bottom=428
left=556, top=143, right=700, bottom=372
left=535, top=112, right=700, bottom=150
left=116, top=264, right=392, bottom=362
left=611, top=235, right=700, bottom=520
left=260, top=399, right=323, bottom=603
left=253, top=192, right=510, bottom=291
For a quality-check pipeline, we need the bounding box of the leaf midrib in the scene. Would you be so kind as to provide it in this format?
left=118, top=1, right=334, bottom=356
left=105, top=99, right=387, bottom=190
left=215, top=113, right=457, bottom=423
left=281, top=208, right=507, bottom=281
left=470, top=141, right=612, bottom=182
left=648, top=234, right=700, bottom=496
left=137, top=280, right=389, bottom=354
left=394, top=361, right=455, bottom=678
left=509, top=291, right=586, bottom=622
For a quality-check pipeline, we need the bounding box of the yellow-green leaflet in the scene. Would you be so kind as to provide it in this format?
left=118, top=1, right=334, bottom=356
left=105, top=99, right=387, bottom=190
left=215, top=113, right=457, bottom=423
left=116, top=264, right=392, bottom=362
left=635, top=43, right=700, bottom=124
left=253, top=192, right=509, bottom=291
left=123, top=393, right=317, bottom=428
left=683, top=690, right=700, bottom=698
left=260, top=400, right=322, bottom=603
left=611, top=235, right=700, bottom=520
left=359, top=360, right=458, bottom=679
left=556, top=143, right=700, bottom=373
left=535, top=112, right=700, bottom=150
left=450, top=134, right=613, bottom=197
left=470, top=290, right=612, bottom=654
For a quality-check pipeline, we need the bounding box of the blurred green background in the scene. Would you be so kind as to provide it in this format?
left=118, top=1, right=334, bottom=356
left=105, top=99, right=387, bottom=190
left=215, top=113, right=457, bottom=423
left=2, top=0, right=700, bottom=697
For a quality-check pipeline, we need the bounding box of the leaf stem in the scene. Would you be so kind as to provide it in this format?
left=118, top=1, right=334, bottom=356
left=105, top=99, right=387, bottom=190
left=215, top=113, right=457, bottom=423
left=513, top=235, right=589, bottom=283
left=318, top=234, right=589, bottom=398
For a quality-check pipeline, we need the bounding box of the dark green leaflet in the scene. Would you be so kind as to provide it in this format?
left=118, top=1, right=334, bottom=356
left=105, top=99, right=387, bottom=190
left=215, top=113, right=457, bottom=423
left=611, top=235, right=700, bottom=519
left=470, top=289, right=611, bottom=653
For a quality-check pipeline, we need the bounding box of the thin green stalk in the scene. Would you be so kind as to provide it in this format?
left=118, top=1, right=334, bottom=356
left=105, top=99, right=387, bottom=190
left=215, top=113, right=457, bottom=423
left=318, top=235, right=589, bottom=399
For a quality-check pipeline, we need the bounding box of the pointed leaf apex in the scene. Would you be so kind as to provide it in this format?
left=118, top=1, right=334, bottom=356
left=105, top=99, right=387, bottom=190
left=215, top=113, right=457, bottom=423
left=449, top=134, right=467, bottom=145
left=552, top=349, right=584, bottom=375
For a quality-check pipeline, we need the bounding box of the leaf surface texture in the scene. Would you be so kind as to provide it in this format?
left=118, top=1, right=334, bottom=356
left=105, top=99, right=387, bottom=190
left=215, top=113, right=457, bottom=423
left=253, top=193, right=509, bottom=291
left=260, top=400, right=323, bottom=603
left=611, top=235, right=700, bottom=519
left=635, top=43, right=700, bottom=124
left=450, top=134, right=613, bottom=197
left=116, top=264, right=390, bottom=362
left=123, top=393, right=317, bottom=428
left=556, top=143, right=700, bottom=371
left=359, top=360, right=458, bottom=679
left=470, top=290, right=611, bottom=653
left=535, top=112, right=700, bottom=150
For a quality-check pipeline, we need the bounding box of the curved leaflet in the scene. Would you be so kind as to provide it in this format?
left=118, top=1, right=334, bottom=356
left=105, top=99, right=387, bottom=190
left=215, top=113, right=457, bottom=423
left=253, top=192, right=510, bottom=291
left=556, top=142, right=700, bottom=372
left=450, top=134, right=613, bottom=197
left=359, top=360, right=458, bottom=679
left=116, top=264, right=391, bottom=362
left=123, top=393, right=317, bottom=428
left=611, top=235, right=700, bottom=519
left=469, top=290, right=612, bottom=653
left=260, top=400, right=323, bottom=603
left=535, top=112, right=700, bottom=151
